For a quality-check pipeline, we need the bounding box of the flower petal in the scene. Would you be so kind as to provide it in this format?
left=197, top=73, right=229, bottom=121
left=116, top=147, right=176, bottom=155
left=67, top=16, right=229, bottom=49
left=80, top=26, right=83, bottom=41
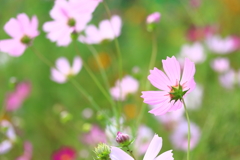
left=4, top=18, right=23, bottom=39
left=141, top=91, right=169, bottom=105
left=168, top=100, right=183, bottom=112
left=17, top=13, right=31, bottom=35
left=162, top=56, right=181, bottom=86
left=155, top=150, right=174, bottom=160
left=148, top=99, right=172, bottom=116
left=72, top=56, right=82, bottom=74
left=148, top=67, right=171, bottom=91
left=143, top=134, right=162, bottom=160
left=55, top=57, right=71, bottom=75
left=110, top=147, right=134, bottom=160
left=0, top=39, right=26, bottom=57
left=181, top=58, right=196, bottom=92
left=51, top=68, right=67, bottom=83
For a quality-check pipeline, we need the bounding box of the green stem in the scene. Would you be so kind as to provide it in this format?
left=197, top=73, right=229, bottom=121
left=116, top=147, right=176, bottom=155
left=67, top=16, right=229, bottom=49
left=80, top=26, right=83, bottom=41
left=182, top=99, right=191, bottom=160
left=136, top=32, right=157, bottom=127
left=126, top=146, right=136, bottom=160
left=102, top=0, right=122, bottom=131
left=30, top=47, right=107, bottom=118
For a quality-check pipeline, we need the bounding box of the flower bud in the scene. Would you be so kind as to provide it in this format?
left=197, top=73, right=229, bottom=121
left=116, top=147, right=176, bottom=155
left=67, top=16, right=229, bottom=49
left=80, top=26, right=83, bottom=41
left=116, top=132, right=129, bottom=144
left=146, top=12, right=161, bottom=24
left=94, top=143, right=111, bottom=160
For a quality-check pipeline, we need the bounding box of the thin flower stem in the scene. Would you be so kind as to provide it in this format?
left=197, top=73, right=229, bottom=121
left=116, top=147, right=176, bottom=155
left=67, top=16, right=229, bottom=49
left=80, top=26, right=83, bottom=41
left=126, top=146, right=136, bottom=160
left=102, top=0, right=122, bottom=131
left=86, top=44, right=110, bottom=92
left=30, top=47, right=108, bottom=118
left=74, top=42, right=118, bottom=123
left=136, top=32, right=157, bottom=127
left=182, top=98, right=191, bottom=160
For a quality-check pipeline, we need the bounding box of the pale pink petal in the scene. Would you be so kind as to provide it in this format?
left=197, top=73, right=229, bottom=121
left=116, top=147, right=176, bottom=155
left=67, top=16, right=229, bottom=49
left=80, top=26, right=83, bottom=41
left=168, top=100, right=183, bottom=112
left=72, top=56, right=82, bottom=74
left=5, top=92, right=23, bottom=111
left=29, top=15, right=39, bottom=37
left=51, top=68, right=67, bottom=83
left=141, top=91, right=169, bottom=105
left=55, top=57, right=71, bottom=74
left=148, top=67, right=172, bottom=91
left=99, top=19, right=115, bottom=40
left=155, top=150, right=174, bottom=160
left=0, top=140, right=12, bottom=154
left=143, top=134, right=162, bottom=160
left=69, top=0, right=102, bottom=14
left=181, top=58, right=196, bottom=91
left=162, top=56, right=181, bottom=86
left=148, top=99, right=172, bottom=116
left=110, top=147, right=134, bottom=160
left=16, top=81, right=31, bottom=100
left=74, top=14, right=92, bottom=32
left=146, top=12, right=161, bottom=24
left=4, top=18, right=23, bottom=39
left=56, top=28, right=72, bottom=46
left=17, top=13, right=31, bottom=35
left=110, top=15, right=122, bottom=37
left=0, top=39, right=26, bottom=57
left=79, top=25, right=101, bottom=44
left=50, top=0, right=69, bottom=20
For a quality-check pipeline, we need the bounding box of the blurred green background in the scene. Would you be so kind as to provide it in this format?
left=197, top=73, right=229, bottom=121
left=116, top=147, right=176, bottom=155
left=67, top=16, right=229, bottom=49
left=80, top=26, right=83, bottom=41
left=1, top=0, right=240, bottom=159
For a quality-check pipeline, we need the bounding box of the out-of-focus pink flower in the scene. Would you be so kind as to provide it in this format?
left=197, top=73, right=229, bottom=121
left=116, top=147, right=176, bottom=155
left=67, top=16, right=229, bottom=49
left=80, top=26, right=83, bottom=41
left=134, top=125, right=154, bottom=156
left=5, top=81, right=31, bottom=111
left=43, top=0, right=101, bottom=46
left=170, top=120, right=201, bottom=151
left=190, top=0, right=201, bottom=8
left=52, top=147, right=76, bottom=160
left=184, top=84, right=203, bottom=110
left=211, top=58, right=230, bottom=73
left=79, top=15, right=122, bottom=44
left=141, top=56, right=196, bottom=116
left=0, top=120, right=17, bottom=154
left=82, top=125, right=107, bottom=146
left=110, top=134, right=174, bottom=160
left=16, top=141, right=32, bottom=160
left=206, top=35, right=237, bottom=54
left=187, top=25, right=216, bottom=42
left=110, top=75, right=139, bottom=101
left=153, top=106, right=184, bottom=131
left=0, top=13, right=39, bottom=57
left=146, top=12, right=161, bottom=24
left=178, top=42, right=206, bottom=64
left=232, top=36, right=240, bottom=50
left=51, top=56, right=82, bottom=83
left=219, top=69, right=236, bottom=89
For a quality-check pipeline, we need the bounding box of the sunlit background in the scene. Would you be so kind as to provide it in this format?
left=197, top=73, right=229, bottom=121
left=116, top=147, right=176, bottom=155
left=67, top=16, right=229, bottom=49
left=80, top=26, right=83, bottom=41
left=1, top=0, right=240, bottom=159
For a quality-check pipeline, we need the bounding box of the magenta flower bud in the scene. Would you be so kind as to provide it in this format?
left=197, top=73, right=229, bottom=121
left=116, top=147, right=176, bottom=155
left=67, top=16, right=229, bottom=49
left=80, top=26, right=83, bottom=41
left=146, top=12, right=161, bottom=24
left=116, top=132, right=130, bottom=144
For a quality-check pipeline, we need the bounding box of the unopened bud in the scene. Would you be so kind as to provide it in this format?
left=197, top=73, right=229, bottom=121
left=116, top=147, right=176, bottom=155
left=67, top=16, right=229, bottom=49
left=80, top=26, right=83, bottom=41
left=94, top=143, right=111, bottom=160
left=116, top=132, right=130, bottom=146
left=146, top=12, right=161, bottom=32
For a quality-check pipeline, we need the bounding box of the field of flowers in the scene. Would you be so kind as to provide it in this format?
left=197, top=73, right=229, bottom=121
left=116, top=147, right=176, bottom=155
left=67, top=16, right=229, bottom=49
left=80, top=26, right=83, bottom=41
left=1, top=0, right=240, bottom=160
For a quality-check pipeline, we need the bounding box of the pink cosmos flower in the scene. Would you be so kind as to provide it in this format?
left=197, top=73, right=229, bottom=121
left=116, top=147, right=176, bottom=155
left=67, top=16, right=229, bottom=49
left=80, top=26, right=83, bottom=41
left=219, top=69, right=236, bottom=89
left=0, top=120, right=17, bottom=154
left=170, top=120, right=201, bottom=151
left=79, top=15, right=122, bottom=44
left=43, top=0, right=101, bottom=46
left=186, top=25, right=216, bottom=42
left=190, top=0, right=201, bottom=8
left=16, top=141, right=32, bottom=160
left=110, top=75, right=139, bottom=101
left=206, top=35, right=237, bottom=54
left=51, top=56, right=82, bottom=83
left=178, top=42, right=206, bottom=64
left=153, top=107, right=184, bottom=131
left=52, top=147, right=76, bottom=160
left=146, top=12, right=161, bottom=24
left=82, top=125, right=107, bottom=146
left=211, top=58, right=230, bottom=73
left=141, top=56, right=196, bottom=116
left=5, top=81, right=31, bottom=111
left=0, top=13, right=39, bottom=57
left=134, top=125, right=154, bottom=155
left=110, top=134, right=174, bottom=160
